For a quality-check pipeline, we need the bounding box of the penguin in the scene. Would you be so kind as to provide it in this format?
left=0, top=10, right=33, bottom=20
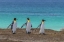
left=37, top=19, right=45, bottom=35
left=21, top=18, right=32, bottom=34
left=26, top=18, right=32, bottom=34
left=7, top=18, right=17, bottom=34
left=12, top=18, right=17, bottom=34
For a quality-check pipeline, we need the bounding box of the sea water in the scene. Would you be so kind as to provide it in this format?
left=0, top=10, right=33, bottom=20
left=0, top=2, right=64, bottom=31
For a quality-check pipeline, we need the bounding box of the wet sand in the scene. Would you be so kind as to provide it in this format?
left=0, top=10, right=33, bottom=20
left=0, top=28, right=64, bottom=42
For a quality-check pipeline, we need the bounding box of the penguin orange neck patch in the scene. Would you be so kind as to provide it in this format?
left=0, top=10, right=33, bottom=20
left=14, top=21, right=16, bottom=23
left=28, top=20, right=30, bottom=22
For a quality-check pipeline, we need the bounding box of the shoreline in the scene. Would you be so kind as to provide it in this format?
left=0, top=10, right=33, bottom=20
left=0, top=28, right=61, bottom=31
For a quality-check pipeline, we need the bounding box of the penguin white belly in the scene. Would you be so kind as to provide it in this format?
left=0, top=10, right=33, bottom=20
left=39, top=24, right=44, bottom=33
left=12, top=22, right=17, bottom=33
left=26, top=22, right=31, bottom=32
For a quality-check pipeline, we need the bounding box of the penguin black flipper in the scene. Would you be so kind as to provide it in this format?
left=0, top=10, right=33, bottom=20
left=31, top=24, right=32, bottom=27
left=11, top=21, right=14, bottom=29
left=37, top=23, right=41, bottom=28
left=7, top=21, right=14, bottom=29
left=21, top=22, right=27, bottom=28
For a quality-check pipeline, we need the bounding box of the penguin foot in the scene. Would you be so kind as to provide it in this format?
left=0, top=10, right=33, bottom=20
left=27, top=32, right=31, bottom=34
left=39, top=33, right=46, bottom=35
left=43, top=33, right=46, bottom=35
left=13, top=33, right=16, bottom=34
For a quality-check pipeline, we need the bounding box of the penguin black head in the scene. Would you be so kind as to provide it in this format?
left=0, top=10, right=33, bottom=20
left=42, top=19, right=46, bottom=22
left=27, top=18, right=30, bottom=22
left=27, top=18, right=30, bottom=20
left=14, top=18, right=16, bottom=21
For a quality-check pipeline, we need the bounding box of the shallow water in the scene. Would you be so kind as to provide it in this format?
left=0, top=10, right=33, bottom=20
left=0, top=2, right=64, bottom=31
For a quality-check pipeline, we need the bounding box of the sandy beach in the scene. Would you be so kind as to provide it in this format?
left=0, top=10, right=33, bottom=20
left=0, top=28, right=64, bottom=42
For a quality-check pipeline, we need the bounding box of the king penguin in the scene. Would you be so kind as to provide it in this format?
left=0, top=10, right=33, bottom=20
left=12, top=18, right=17, bottom=34
left=21, top=18, right=32, bottom=34
left=37, top=19, right=45, bottom=35
left=26, top=18, right=32, bottom=34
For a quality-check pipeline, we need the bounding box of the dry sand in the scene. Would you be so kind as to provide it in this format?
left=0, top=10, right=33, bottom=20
left=0, top=28, right=64, bottom=42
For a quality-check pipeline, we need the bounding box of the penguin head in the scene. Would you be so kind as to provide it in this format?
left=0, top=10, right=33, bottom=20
left=27, top=18, right=30, bottom=22
left=42, top=19, right=46, bottom=24
left=27, top=18, right=29, bottom=20
left=14, top=18, right=16, bottom=22
left=14, top=18, right=16, bottom=21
